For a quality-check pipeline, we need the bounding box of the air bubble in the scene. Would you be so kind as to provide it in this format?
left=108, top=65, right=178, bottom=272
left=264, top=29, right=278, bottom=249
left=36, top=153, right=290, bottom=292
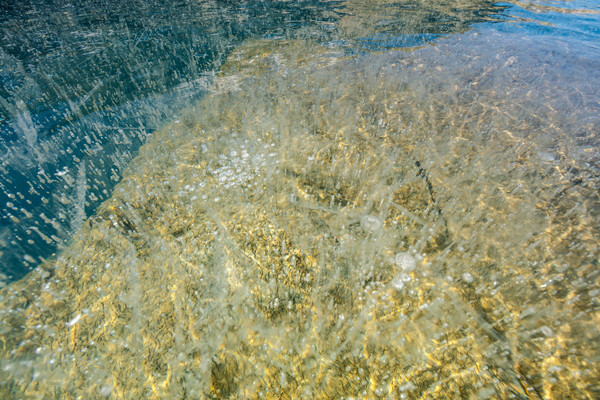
left=391, top=278, right=405, bottom=291
left=540, top=326, right=554, bottom=337
left=100, top=385, right=113, bottom=397
left=360, top=214, right=383, bottom=233
left=394, top=252, right=417, bottom=272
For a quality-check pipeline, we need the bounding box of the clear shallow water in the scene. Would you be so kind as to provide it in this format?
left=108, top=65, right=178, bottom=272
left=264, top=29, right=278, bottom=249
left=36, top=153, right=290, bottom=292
left=0, top=0, right=348, bottom=281
left=1, top=0, right=599, bottom=399
left=0, top=0, right=515, bottom=282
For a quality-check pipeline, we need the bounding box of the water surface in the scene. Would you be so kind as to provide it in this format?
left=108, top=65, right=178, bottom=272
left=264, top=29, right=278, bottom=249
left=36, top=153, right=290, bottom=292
left=0, top=0, right=599, bottom=398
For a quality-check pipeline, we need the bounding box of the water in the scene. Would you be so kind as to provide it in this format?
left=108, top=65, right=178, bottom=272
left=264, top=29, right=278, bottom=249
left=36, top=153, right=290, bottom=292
left=0, top=0, right=346, bottom=282
left=1, top=0, right=599, bottom=398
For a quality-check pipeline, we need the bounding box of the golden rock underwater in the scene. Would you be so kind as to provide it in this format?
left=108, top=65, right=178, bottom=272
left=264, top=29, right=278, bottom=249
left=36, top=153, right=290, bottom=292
left=1, top=35, right=599, bottom=399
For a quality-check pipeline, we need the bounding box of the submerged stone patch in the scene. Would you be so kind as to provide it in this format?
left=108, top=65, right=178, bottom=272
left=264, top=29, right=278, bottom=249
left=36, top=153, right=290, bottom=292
left=1, top=32, right=598, bottom=400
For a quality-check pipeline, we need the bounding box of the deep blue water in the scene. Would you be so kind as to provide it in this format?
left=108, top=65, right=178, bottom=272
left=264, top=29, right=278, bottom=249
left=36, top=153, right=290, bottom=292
left=1, top=0, right=599, bottom=283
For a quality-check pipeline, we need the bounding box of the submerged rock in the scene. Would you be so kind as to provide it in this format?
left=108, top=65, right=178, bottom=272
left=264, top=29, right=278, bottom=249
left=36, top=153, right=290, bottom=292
left=0, top=35, right=598, bottom=400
